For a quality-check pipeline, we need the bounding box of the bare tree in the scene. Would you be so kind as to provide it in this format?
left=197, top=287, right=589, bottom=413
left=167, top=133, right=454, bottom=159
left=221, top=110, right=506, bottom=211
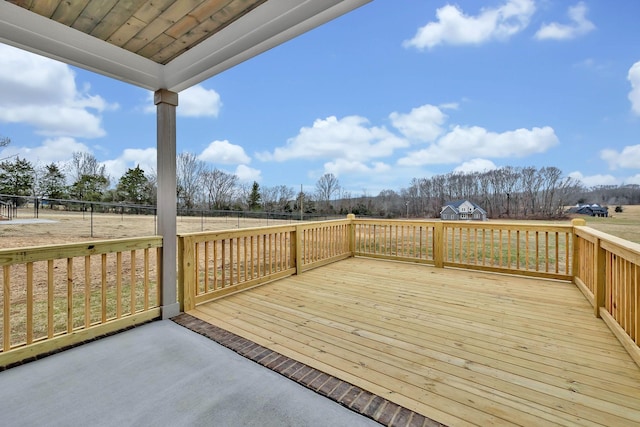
left=260, top=186, right=280, bottom=211
left=0, top=136, right=10, bottom=147
left=315, top=173, right=340, bottom=212
left=200, top=167, right=238, bottom=210
left=275, top=185, right=295, bottom=211
left=176, top=152, right=205, bottom=209
left=69, top=152, right=107, bottom=184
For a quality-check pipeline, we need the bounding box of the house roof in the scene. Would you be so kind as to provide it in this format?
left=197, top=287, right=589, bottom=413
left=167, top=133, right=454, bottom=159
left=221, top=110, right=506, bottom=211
left=568, top=204, right=608, bottom=214
left=443, top=199, right=486, bottom=214
left=0, top=0, right=371, bottom=92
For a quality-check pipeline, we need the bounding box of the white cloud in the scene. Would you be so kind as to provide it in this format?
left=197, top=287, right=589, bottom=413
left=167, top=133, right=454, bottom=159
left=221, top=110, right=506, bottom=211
left=535, top=2, right=595, bottom=40
left=235, top=164, right=261, bottom=183
left=178, top=85, right=222, bottom=118
left=628, top=61, right=640, bottom=116
left=454, top=158, right=498, bottom=173
left=626, top=174, right=640, bottom=185
left=601, top=144, right=640, bottom=170
left=398, top=125, right=558, bottom=166
left=389, top=104, right=447, bottom=142
left=0, top=137, right=91, bottom=165
left=198, top=140, right=250, bottom=164
left=439, top=102, right=460, bottom=110
left=258, top=115, right=408, bottom=162
left=403, top=0, right=535, bottom=50
left=323, top=159, right=391, bottom=177
left=101, top=148, right=157, bottom=182
left=0, top=45, right=116, bottom=138
left=568, top=171, right=618, bottom=188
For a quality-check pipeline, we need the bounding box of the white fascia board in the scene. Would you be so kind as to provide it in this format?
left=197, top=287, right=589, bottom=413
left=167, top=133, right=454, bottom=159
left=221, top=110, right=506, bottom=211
left=0, top=1, right=162, bottom=90
left=164, top=0, right=372, bottom=92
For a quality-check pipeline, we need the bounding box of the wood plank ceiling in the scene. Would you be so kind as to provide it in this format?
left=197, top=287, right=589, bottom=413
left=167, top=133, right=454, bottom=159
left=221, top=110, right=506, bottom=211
left=7, top=0, right=269, bottom=65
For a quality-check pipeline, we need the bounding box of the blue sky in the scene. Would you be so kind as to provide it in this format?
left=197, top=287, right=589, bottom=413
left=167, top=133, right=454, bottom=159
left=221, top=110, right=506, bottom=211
left=1, top=0, right=640, bottom=195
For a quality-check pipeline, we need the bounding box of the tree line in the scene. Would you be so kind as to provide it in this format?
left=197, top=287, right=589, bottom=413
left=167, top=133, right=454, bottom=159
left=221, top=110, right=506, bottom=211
left=1, top=146, right=638, bottom=218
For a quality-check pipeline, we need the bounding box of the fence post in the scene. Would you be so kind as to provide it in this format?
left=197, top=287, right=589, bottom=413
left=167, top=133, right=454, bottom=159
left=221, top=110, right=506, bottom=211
left=347, top=214, right=356, bottom=257
left=434, top=222, right=444, bottom=268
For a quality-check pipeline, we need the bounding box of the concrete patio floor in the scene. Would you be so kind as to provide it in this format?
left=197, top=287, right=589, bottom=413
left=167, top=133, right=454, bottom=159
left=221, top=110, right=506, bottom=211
left=0, top=320, right=380, bottom=427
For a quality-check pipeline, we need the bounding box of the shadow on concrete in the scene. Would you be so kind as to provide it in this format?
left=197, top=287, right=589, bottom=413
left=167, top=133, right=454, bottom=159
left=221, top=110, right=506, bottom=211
left=0, top=321, right=380, bottom=427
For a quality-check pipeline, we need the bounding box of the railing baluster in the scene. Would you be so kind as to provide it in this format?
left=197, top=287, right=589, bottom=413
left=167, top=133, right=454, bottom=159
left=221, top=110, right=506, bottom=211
left=213, top=240, right=218, bottom=290
left=204, top=241, right=210, bottom=293
left=67, top=258, right=73, bottom=332
left=116, top=253, right=122, bottom=318
left=85, top=256, right=91, bottom=327
left=48, top=260, right=54, bottom=338
left=130, top=250, right=136, bottom=315
left=26, top=262, right=33, bottom=344
left=236, top=236, right=241, bottom=284
left=144, top=248, right=150, bottom=311
left=565, top=232, right=570, bottom=275
left=100, top=255, right=106, bottom=323
left=221, top=239, right=226, bottom=288
left=4, top=265, right=11, bottom=351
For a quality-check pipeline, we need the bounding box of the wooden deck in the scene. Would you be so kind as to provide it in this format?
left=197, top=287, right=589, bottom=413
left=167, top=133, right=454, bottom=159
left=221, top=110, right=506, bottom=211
left=189, top=257, right=640, bottom=427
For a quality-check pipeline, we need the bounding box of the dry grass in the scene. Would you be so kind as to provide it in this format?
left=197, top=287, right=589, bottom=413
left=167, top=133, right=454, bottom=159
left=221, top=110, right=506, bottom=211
left=572, top=204, right=640, bottom=244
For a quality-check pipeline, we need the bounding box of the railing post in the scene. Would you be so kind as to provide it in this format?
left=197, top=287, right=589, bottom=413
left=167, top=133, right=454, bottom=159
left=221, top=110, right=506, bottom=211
left=571, top=218, right=586, bottom=280
left=594, top=237, right=606, bottom=318
left=177, top=235, right=195, bottom=311
left=434, top=222, right=444, bottom=268
left=295, top=225, right=303, bottom=275
left=347, top=214, right=356, bottom=257
left=290, top=228, right=297, bottom=274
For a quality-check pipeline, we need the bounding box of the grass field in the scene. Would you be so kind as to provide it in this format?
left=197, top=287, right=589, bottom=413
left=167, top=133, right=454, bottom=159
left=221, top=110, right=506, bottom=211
left=1, top=205, right=640, bottom=248
left=570, top=204, right=640, bottom=244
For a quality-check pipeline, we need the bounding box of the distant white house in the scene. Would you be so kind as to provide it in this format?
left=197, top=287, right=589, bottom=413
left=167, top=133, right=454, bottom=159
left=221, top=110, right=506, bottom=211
left=440, top=200, right=487, bottom=221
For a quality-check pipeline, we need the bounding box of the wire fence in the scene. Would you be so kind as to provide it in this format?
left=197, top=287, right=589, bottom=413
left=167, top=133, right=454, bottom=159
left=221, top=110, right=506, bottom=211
left=0, top=194, right=341, bottom=237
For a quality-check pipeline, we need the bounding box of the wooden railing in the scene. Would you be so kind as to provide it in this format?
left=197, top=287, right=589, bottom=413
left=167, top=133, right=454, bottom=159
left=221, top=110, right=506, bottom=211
left=441, top=222, right=572, bottom=280
left=4, top=216, right=635, bottom=369
left=354, top=219, right=573, bottom=280
left=353, top=220, right=436, bottom=265
left=0, top=237, right=162, bottom=366
left=180, top=218, right=574, bottom=309
left=178, top=219, right=352, bottom=310
left=573, top=221, right=640, bottom=366
left=178, top=225, right=296, bottom=310
left=297, top=219, right=351, bottom=272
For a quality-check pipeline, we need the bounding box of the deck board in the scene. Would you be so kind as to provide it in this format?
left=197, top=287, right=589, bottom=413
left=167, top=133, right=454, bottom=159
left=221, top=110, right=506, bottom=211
left=190, top=257, right=640, bottom=426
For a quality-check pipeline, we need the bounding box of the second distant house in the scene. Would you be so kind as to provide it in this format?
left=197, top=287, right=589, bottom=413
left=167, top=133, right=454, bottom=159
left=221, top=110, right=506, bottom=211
left=566, top=203, right=609, bottom=217
left=440, top=200, right=487, bottom=221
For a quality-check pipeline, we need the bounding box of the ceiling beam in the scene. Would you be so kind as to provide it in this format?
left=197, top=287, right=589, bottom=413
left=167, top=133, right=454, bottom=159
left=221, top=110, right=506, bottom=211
left=0, top=0, right=371, bottom=92
left=0, top=1, right=162, bottom=89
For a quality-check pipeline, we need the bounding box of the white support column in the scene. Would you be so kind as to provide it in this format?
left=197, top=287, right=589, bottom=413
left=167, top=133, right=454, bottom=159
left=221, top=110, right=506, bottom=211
left=155, top=89, right=180, bottom=319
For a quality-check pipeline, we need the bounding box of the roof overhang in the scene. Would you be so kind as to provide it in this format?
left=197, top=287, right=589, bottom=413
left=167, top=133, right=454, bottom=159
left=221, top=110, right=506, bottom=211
left=0, top=0, right=371, bottom=92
